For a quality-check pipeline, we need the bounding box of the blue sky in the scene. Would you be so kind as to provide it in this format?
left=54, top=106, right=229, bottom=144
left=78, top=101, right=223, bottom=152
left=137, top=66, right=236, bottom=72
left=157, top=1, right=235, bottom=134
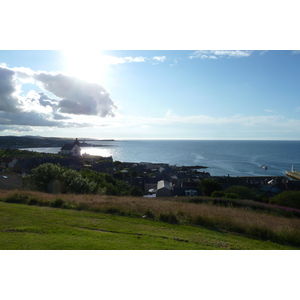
left=1, top=50, right=300, bottom=140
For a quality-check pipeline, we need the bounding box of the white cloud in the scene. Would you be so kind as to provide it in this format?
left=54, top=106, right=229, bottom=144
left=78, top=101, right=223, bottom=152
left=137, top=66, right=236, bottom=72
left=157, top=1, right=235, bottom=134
left=170, top=59, right=177, bottom=67
left=291, top=50, right=300, bottom=54
left=189, top=50, right=253, bottom=59
left=34, top=72, right=117, bottom=117
left=124, top=56, right=147, bottom=63
left=152, top=56, right=167, bottom=62
left=101, top=55, right=147, bottom=65
left=259, top=50, right=269, bottom=55
left=99, top=55, right=168, bottom=65
left=0, top=65, right=118, bottom=131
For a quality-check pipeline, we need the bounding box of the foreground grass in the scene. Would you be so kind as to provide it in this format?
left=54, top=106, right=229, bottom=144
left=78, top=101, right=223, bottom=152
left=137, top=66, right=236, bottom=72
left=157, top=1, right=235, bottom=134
left=0, top=201, right=297, bottom=250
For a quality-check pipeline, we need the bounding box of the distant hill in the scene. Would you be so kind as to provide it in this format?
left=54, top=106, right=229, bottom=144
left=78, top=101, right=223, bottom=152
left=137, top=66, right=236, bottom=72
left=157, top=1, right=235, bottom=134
left=0, top=136, right=115, bottom=149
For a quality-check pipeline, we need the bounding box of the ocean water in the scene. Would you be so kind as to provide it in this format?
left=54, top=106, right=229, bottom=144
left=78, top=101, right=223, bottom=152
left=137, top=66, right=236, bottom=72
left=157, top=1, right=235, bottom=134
left=22, top=140, right=300, bottom=177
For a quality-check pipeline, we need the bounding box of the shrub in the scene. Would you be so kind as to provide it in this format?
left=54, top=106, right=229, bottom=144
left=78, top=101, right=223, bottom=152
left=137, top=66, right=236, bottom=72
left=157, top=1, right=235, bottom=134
left=187, top=198, right=205, bottom=204
left=27, top=197, right=39, bottom=205
left=38, top=199, right=51, bottom=207
left=51, top=198, right=65, bottom=208
left=213, top=199, right=229, bottom=207
left=130, top=186, right=143, bottom=197
left=5, top=193, right=29, bottom=204
left=159, top=213, right=179, bottom=224
left=76, top=202, right=90, bottom=211
left=199, top=179, right=222, bottom=197
left=224, top=186, right=257, bottom=200
left=270, top=191, right=300, bottom=210
left=247, top=226, right=274, bottom=240
left=193, top=215, right=214, bottom=228
left=144, top=209, right=155, bottom=219
left=225, top=193, right=241, bottom=199
left=211, top=191, right=226, bottom=198
left=27, top=164, right=97, bottom=194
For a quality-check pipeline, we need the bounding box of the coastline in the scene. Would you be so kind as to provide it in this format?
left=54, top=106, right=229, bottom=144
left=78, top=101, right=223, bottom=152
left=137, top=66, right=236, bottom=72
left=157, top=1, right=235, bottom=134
left=2, top=137, right=299, bottom=177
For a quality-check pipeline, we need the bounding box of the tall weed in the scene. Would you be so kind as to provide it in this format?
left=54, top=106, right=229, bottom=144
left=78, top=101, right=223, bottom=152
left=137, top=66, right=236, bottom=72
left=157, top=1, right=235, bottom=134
left=1, top=190, right=300, bottom=247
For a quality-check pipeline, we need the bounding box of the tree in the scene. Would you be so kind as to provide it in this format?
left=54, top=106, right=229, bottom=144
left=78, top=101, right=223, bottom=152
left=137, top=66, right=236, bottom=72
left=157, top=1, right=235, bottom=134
left=130, top=186, right=143, bottom=197
left=224, top=186, right=257, bottom=200
left=199, top=179, right=222, bottom=197
left=80, top=168, right=131, bottom=196
left=26, top=163, right=97, bottom=194
left=270, top=191, right=300, bottom=209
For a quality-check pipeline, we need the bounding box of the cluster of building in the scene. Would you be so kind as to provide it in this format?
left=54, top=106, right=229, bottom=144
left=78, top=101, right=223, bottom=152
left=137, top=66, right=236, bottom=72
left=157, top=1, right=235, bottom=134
left=1, top=138, right=300, bottom=197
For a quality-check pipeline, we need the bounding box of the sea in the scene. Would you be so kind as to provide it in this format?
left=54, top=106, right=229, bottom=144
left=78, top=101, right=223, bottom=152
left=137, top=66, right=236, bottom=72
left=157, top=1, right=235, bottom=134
left=21, top=140, right=300, bottom=177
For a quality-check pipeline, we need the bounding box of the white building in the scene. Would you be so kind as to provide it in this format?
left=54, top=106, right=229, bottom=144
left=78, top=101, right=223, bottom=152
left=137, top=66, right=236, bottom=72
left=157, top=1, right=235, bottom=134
left=156, top=180, right=172, bottom=197
left=60, top=138, right=81, bottom=156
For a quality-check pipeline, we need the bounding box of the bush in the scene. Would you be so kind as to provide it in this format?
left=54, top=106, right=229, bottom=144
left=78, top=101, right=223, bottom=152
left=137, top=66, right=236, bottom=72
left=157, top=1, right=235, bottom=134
left=199, top=179, right=222, bottom=197
left=186, top=198, right=205, bottom=204
left=130, top=186, right=143, bottom=197
left=224, top=186, right=257, bottom=200
left=5, top=193, right=29, bottom=204
left=213, top=199, right=230, bottom=207
left=80, top=168, right=131, bottom=196
left=159, top=212, right=179, bottom=224
left=270, top=191, right=300, bottom=210
left=211, top=191, right=226, bottom=198
left=51, top=198, right=65, bottom=208
left=27, top=197, right=39, bottom=205
left=26, top=164, right=97, bottom=194
left=225, top=193, right=241, bottom=199
left=144, top=209, right=155, bottom=219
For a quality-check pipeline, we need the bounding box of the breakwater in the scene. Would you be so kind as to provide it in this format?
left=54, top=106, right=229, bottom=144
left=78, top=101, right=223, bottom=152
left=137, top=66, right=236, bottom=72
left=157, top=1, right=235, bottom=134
left=286, top=170, right=300, bottom=181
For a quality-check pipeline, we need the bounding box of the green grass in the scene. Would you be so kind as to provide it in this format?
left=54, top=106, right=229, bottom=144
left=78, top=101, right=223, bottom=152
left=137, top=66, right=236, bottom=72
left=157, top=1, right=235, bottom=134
left=0, top=201, right=297, bottom=250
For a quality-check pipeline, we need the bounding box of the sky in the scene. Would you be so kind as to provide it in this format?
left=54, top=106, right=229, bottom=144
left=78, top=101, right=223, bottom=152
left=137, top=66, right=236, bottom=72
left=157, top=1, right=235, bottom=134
left=0, top=1, right=300, bottom=141
left=1, top=50, right=300, bottom=140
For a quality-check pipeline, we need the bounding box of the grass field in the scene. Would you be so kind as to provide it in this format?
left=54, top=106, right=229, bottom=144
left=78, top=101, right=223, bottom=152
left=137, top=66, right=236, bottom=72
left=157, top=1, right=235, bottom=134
left=0, top=199, right=298, bottom=250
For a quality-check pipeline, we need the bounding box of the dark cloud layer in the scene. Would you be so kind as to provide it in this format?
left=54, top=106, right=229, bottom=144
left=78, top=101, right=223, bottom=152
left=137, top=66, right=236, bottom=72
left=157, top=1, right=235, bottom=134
left=37, top=92, right=59, bottom=107
left=0, top=67, right=22, bottom=113
left=0, top=111, right=59, bottom=127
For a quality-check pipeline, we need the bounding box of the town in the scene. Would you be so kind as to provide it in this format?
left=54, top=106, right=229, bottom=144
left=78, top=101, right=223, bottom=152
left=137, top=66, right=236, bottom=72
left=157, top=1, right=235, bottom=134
left=1, top=137, right=300, bottom=199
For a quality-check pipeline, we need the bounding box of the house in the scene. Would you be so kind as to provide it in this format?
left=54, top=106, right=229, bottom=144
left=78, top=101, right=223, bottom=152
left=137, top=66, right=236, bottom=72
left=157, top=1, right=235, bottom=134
left=124, top=177, right=145, bottom=194
left=173, top=187, right=201, bottom=197
left=60, top=138, right=81, bottom=156
left=156, top=180, right=172, bottom=197
left=144, top=177, right=159, bottom=194
left=184, top=189, right=199, bottom=196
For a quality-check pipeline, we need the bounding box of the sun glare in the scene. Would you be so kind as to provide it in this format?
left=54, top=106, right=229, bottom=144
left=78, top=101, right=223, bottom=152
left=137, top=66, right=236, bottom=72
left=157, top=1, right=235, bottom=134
left=63, top=50, right=107, bottom=84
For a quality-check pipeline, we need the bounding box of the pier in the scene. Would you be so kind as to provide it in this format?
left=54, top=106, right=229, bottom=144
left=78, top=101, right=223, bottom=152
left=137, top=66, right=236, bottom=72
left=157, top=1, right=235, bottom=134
left=286, top=166, right=300, bottom=181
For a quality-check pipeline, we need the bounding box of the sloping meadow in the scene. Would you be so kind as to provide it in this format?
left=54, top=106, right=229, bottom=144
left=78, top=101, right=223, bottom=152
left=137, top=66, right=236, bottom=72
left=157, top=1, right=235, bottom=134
left=1, top=190, right=300, bottom=248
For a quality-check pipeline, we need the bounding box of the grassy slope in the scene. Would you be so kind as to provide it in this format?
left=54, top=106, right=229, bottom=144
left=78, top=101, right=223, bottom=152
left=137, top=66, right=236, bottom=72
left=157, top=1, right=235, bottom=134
left=0, top=202, right=297, bottom=250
